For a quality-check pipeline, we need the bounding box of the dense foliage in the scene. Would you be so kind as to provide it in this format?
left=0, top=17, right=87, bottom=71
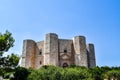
left=0, top=30, right=19, bottom=79
left=12, top=67, right=32, bottom=80
left=27, top=66, right=92, bottom=80
left=1, top=65, right=120, bottom=80
left=0, top=30, right=19, bottom=68
left=0, top=30, right=15, bottom=56
left=0, top=53, right=19, bottom=68
left=26, top=65, right=120, bottom=80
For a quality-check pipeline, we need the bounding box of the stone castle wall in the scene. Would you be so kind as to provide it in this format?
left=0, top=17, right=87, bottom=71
left=21, top=40, right=36, bottom=68
left=44, top=33, right=59, bottom=66
left=21, top=33, right=96, bottom=68
left=73, top=36, right=88, bottom=67
left=35, top=41, right=44, bottom=68
left=87, top=44, right=96, bottom=68
left=58, top=39, right=73, bottom=67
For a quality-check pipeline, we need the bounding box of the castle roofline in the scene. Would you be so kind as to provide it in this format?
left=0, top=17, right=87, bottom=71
left=45, top=33, right=58, bottom=36
left=23, top=39, right=35, bottom=42
left=73, top=35, right=85, bottom=38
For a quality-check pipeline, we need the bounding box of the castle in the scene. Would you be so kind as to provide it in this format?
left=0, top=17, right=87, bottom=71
left=20, top=33, right=96, bottom=68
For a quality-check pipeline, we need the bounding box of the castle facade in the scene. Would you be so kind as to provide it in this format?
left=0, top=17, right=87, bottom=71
left=20, top=33, right=96, bottom=68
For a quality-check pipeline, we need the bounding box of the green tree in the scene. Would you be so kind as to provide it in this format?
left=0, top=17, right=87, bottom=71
left=27, top=65, right=92, bottom=80
left=0, top=30, right=17, bottom=68
left=62, top=67, right=92, bottom=80
left=103, top=70, right=120, bottom=80
left=0, top=30, right=17, bottom=78
left=89, top=66, right=103, bottom=80
left=28, top=65, right=62, bottom=80
left=0, top=30, right=15, bottom=56
left=12, top=67, right=31, bottom=80
left=0, top=53, right=20, bottom=68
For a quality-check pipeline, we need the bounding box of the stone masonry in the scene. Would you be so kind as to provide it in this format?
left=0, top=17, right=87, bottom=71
left=20, top=33, right=96, bottom=68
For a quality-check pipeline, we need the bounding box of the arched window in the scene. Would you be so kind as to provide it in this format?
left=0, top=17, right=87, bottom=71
left=63, top=63, right=68, bottom=68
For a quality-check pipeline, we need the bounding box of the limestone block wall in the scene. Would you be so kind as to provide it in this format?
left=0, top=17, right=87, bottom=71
left=58, top=39, right=73, bottom=67
left=21, top=40, right=36, bottom=68
left=87, top=44, right=96, bottom=68
left=34, top=41, right=44, bottom=68
left=44, top=33, right=59, bottom=66
left=73, top=36, right=88, bottom=67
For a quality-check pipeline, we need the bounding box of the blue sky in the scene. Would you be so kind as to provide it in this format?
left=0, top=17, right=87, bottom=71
left=0, top=0, right=120, bottom=66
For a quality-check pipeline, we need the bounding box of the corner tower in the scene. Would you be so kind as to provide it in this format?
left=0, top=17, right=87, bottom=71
left=44, top=33, right=59, bottom=66
left=73, top=36, right=88, bottom=67
left=87, top=44, right=96, bottom=68
left=21, top=40, right=36, bottom=68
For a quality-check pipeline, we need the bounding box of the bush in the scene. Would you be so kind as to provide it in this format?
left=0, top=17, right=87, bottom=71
left=12, top=67, right=31, bottom=80
left=0, top=68, right=5, bottom=76
left=27, top=65, right=92, bottom=80
left=27, top=65, right=62, bottom=80
left=103, top=70, right=120, bottom=80
left=62, top=67, right=92, bottom=80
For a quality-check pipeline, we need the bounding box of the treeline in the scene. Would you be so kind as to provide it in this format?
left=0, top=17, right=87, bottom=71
left=1, top=65, right=120, bottom=80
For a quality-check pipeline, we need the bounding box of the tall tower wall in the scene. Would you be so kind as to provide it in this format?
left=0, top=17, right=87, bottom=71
left=34, top=41, right=44, bottom=69
left=44, top=33, right=59, bottom=66
left=21, top=40, right=36, bottom=68
left=73, top=36, right=88, bottom=67
left=87, top=44, right=96, bottom=68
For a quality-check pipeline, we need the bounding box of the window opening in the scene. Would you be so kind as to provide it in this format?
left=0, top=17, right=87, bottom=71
left=39, top=50, right=42, bottom=55
left=40, top=61, right=42, bottom=65
left=63, top=63, right=68, bottom=68
left=64, top=49, right=67, bottom=53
